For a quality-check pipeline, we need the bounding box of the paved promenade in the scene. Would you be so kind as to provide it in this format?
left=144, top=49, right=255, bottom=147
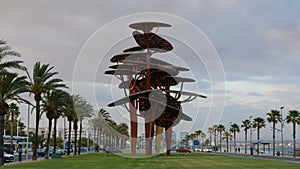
left=212, top=151, right=300, bottom=164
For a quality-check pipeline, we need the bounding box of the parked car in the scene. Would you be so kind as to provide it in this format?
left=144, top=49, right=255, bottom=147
left=37, top=148, right=45, bottom=157
left=4, top=148, right=14, bottom=155
left=49, top=148, right=64, bottom=156
left=105, top=148, right=122, bottom=153
left=64, top=148, right=74, bottom=154
left=4, top=152, right=15, bottom=162
left=55, top=148, right=64, bottom=155
left=176, top=148, right=192, bottom=153
left=80, top=147, right=88, bottom=152
left=194, top=148, right=203, bottom=152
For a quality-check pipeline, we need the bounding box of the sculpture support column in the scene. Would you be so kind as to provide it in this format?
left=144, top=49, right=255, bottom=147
left=155, top=126, right=163, bottom=154
left=129, top=87, right=137, bottom=156
left=145, top=120, right=151, bottom=156
left=165, top=127, right=172, bottom=156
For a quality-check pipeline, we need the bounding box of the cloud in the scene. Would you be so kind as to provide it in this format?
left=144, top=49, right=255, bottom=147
left=1, top=0, right=300, bottom=139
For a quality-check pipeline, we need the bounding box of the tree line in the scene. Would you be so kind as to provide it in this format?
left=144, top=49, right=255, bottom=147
left=183, top=110, right=300, bottom=158
left=0, top=39, right=129, bottom=165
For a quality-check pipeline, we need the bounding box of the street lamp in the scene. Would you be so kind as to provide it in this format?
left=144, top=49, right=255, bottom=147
left=26, top=104, right=30, bottom=161
left=249, top=116, right=253, bottom=156
left=280, top=106, right=284, bottom=157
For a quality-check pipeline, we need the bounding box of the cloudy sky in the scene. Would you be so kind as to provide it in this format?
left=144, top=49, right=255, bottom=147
left=1, top=0, right=300, bottom=141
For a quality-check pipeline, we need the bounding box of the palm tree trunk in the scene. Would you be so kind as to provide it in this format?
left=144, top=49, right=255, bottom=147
left=226, top=138, right=229, bottom=153
left=272, top=122, right=275, bottom=156
left=209, top=133, right=212, bottom=146
left=0, top=109, right=7, bottom=166
left=45, top=119, right=53, bottom=159
left=109, top=134, right=112, bottom=148
left=74, top=129, right=77, bottom=155
left=78, top=120, right=82, bottom=155
left=257, top=127, right=260, bottom=155
left=67, top=120, right=72, bottom=155
left=93, top=127, right=96, bottom=151
left=245, top=130, right=247, bottom=154
left=293, top=122, right=296, bottom=158
left=10, top=110, right=14, bottom=150
left=219, top=132, right=222, bottom=152
left=96, top=127, right=99, bottom=147
left=99, top=127, right=102, bottom=146
left=74, top=123, right=78, bottom=155
left=53, top=118, right=58, bottom=153
left=33, top=96, right=41, bottom=160
left=234, top=132, right=236, bottom=153
left=214, top=131, right=217, bottom=151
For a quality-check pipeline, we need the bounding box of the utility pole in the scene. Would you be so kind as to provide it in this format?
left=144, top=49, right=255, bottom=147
left=280, top=106, right=284, bottom=157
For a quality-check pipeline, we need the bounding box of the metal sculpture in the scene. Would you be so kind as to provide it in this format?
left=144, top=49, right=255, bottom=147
left=105, top=22, right=206, bottom=156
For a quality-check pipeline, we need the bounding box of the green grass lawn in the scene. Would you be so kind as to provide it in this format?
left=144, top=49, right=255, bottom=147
left=2, top=153, right=299, bottom=169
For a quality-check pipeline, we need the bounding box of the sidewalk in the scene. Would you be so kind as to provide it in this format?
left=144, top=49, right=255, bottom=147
left=3, top=153, right=44, bottom=166
left=212, top=151, right=300, bottom=164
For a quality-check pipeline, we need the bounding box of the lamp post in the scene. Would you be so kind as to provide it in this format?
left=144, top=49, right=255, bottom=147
left=249, top=116, right=253, bottom=156
left=26, top=104, right=30, bottom=161
left=280, top=106, right=284, bottom=157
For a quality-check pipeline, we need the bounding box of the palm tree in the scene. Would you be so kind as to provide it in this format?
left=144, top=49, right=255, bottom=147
left=241, top=119, right=251, bottom=154
left=0, top=39, right=24, bottom=73
left=252, top=117, right=266, bottom=154
left=0, top=39, right=25, bottom=165
left=73, top=95, right=93, bottom=155
left=42, top=89, right=68, bottom=159
left=89, top=118, right=98, bottom=151
left=207, top=127, right=214, bottom=146
left=0, top=73, right=28, bottom=165
left=8, top=103, right=20, bottom=150
left=267, top=110, right=281, bottom=156
left=52, top=109, right=62, bottom=154
left=200, top=132, right=206, bottom=145
left=117, top=123, right=129, bottom=149
left=190, top=133, right=197, bottom=141
left=66, top=112, right=74, bottom=155
left=223, top=131, right=232, bottom=153
left=195, top=130, right=202, bottom=141
left=92, top=108, right=112, bottom=147
left=217, top=124, right=225, bottom=152
left=212, top=125, right=218, bottom=151
left=107, top=120, right=118, bottom=148
left=73, top=116, right=78, bottom=155
left=230, top=123, right=240, bottom=153
left=26, top=62, right=67, bottom=160
left=63, top=93, right=76, bottom=155
left=286, top=110, right=300, bottom=158
left=183, top=134, right=192, bottom=147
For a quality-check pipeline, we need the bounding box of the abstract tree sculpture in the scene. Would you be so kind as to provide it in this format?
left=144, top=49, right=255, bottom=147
left=105, top=22, right=206, bottom=156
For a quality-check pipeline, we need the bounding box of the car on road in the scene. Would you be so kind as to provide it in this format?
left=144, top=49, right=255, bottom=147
left=105, top=148, right=122, bottom=153
left=203, top=146, right=212, bottom=152
left=4, top=152, right=15, bottom=162
left=176, top=148, right=192, bottom=153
